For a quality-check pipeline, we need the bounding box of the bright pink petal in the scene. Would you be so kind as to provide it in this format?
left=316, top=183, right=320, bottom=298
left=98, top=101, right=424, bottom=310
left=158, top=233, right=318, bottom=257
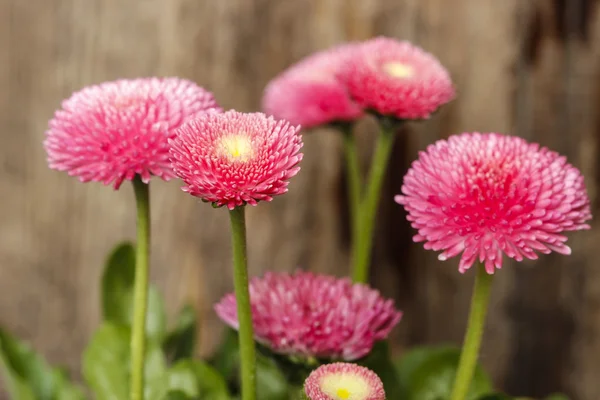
left=44, top=77, right=221, bottom=188
left=304, top=363, right=385, bottom=400
left=169, top=111, right=303, bottom=208
left=340, top=37, right=455, bottom=120
left=396, top=132, right=592, bottom=273
left=214, top=271, right=402, bottom=361
left=263, top=44, right=362, bottom=128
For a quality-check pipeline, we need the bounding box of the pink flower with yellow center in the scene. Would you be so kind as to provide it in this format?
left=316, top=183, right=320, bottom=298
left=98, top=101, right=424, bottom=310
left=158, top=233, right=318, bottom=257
left=169, top=111, right=303, bottom=209
left=395, top=133, right=592, bottom=274
left=214, top=271, right=402, bottom=361
left=44, top=77, right=221, bottom=189
left=304, top=363, right=385, bottom=400
left=262, top=44, right=362, bottom=128
left=340, top=36, right=455, bottom=120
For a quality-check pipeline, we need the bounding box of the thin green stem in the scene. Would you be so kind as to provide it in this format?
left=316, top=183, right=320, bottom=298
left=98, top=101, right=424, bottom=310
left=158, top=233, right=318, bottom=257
left=130, top=176, right=150, bottom=400
left=450, top=264, right=495, bottom=400
left=351, top=119, right=397, bottom=283
left=340, top=124, right=362, bottom=246
left=228, top=206, right=256, bottom=400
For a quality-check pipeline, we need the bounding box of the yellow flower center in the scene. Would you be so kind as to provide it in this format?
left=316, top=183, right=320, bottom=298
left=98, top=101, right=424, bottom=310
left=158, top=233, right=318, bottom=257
left=383, top=61, right=414, bottom=78
left=321, top=373, right=369, bottom=400
left=217, top=134, right=254, bottom=162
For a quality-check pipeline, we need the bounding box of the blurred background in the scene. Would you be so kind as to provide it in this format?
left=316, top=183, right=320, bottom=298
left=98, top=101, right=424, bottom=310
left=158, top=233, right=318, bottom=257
left=1, top=0, right=600, bottom=399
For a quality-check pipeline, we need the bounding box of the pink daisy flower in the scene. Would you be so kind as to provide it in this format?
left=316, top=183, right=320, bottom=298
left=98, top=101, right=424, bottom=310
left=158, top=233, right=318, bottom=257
left=44, top=77, right=221, bottom=189
left=262, top=44, right=362, bottom=128
left=340, top=36, right=455, bottom=120
left=215, top=271, right=402, bottom=361
left=304, top=363, right=385, bottom=400
left=169, top=111, right=303, bottom=210
left=395, top=133, right=592, bottom=274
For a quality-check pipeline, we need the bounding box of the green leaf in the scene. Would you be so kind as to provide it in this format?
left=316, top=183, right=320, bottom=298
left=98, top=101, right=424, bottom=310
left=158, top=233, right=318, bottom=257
left=157, top=360, right=230, bottom=400
left=209, top=328, right=241, bottom=386
left=163, top=305, right=197, bottom=364
left=398, top=345, right=493, bottom=400
left=82, top=323, right=130, bottom=400
left=255, top=355, right=288, bottom=400
left=52, top=369, right=86, bottom=400
left=83, top=322, right=167, bottom=400
left=477, top=395, right=513, bottom=400
left=165, top=390, right=194, bottom=400
left=0, top=328, right=85, bottom=400
left=102, top=242, right=167, bottom=340
left=358, top=340, right=403, bottom=399
left=188, top=359, right=230, bottom=400
left=545, top=395, right=570, bottom=400
left=395, top=344, right=457, bottom=394
left=208, top=329, right=287, bottom=399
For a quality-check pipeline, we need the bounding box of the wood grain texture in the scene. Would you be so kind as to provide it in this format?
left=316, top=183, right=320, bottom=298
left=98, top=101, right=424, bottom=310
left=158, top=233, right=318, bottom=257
left=1, top=0, right=600, bottom=398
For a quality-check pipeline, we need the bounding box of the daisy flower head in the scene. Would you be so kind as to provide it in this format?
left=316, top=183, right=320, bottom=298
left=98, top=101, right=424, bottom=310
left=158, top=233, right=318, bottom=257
left=262, top=44, right=362, bottom=128
left=395, top=132, right=592, bottom=274
left=169, top=110, right=303, bottom=209
left=44, top=77, right=221, bottom=189
left=215, top=271, right=402, bottom=361
left=340, top=36, right=455, bottom=120
left=304, top=363, right=385, bottom=400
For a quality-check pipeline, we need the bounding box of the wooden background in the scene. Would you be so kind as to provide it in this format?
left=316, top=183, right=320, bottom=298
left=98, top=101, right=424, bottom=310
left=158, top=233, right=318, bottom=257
left=1, top=0, right=600, bottom=398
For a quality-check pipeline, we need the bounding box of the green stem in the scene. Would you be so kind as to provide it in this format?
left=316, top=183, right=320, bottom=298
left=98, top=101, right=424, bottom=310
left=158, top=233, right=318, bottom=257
left=340, top=124, right=362, bottom=246
left=351, top=119, right=397, bottom=283
left=229, top=206, right=257, bottom=400
left=450, top=264, right=494, bottom=400
left=130, top=176, right=150, bottom=400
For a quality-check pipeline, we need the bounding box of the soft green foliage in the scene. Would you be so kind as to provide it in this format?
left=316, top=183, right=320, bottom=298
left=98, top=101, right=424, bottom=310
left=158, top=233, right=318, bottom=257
left=0, top=328, right=85, bottom=400
left=0, top=241, right=571, bottom=400
left=358, top=340, right=403, bottom=398
left=163, top=305, right=197, bottom=364
left=210, top=328, right=288, bottom=400
left=396, top=345, right=493, bottom=400
left=102, top=242, right=167, bottom=340
left=82, top=322, right=131, bottom=399
left=82, top=322, right=169, bottom=400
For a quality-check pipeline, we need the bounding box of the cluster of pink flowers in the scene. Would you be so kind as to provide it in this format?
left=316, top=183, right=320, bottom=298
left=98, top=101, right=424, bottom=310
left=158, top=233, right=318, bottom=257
left=263, top=36, right=455, bottom=127
left=215, top=271, right=402, bottom=361
left=45, top=78, right=220, bottom=189
left=43, top=34, right=592, bottom=395
left=45, top=78, right=304, bottom=209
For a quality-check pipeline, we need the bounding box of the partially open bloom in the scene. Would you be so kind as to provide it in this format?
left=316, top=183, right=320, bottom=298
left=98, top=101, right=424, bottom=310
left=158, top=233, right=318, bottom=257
left=44, top=77, right=221, bottom=189
left=262, top=44, right=362, bottom=128
left=169, top=111, right=303, bottom=209
left=340, top=36, right=455, bottom=120
left=395, top=133, right=592, bottom=274
left=304, top=363, right=385, bottom=400
left=215, top=271, right=402, bottom=361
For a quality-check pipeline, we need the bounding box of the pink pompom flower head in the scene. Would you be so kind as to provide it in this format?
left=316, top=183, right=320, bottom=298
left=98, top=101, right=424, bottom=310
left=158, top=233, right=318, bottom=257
left=304, top=362, right=385, bottom=400
left=44, top=77, right=221, bottom=189
left=395, top=133, right=592, bottom=274
left=340, top=36, right=455, bottom=120
left=169, top=110, right=303, bottom=210
left=215, top=271, right=402, bottom=361
left=262, top=44, right=363, bottom=128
